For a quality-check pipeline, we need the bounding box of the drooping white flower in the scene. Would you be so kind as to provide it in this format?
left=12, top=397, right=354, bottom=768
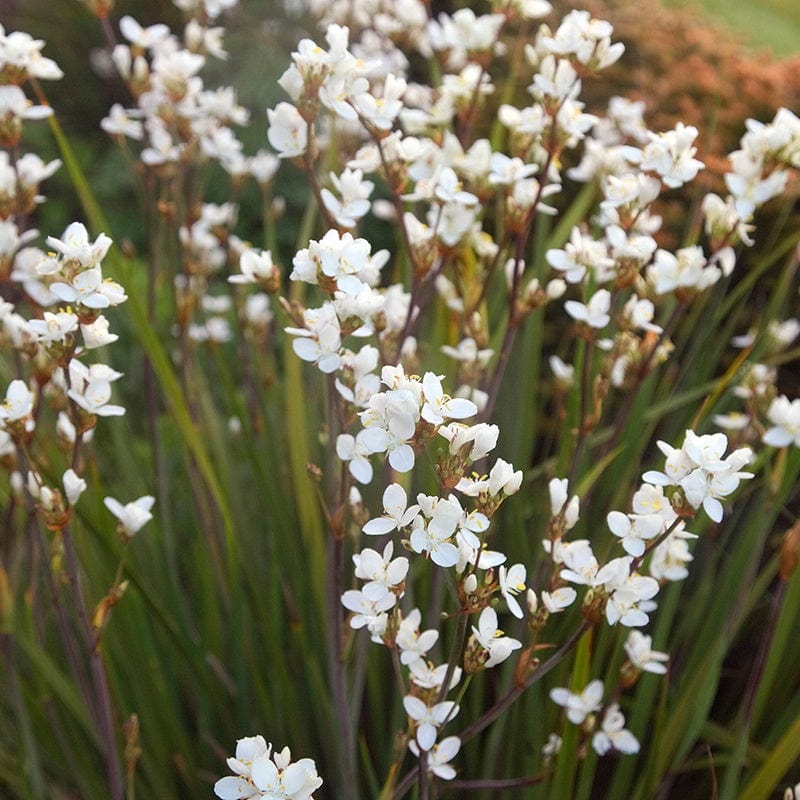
left=63, top=469, right=86, bottom=506
left=541, top=587, right=577, bottom=613
left=624, top=631, right=669, bottom=675
left=81, top=316, right=119, bottom=349
left=103, top=495, right=155, bottom=536
left=498, top=563, right=527, bottom=618
left=548, top=477, right=580, bottom=529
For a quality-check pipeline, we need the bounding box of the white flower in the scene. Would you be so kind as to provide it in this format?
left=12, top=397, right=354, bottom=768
left=592, top=704, right=640, bottom=755
left=101, top=103, right=144, bottom=140
left=640, top=123, right=704, bottom=188
left=250, top=748, right=323, bottom=799
left=550, top=679, right=604, bottom=725
left=0, top=379, right=35, bottom=429
left=649, top=531, right=694, bottom=581
left=320, top=168, right=373, bottom=229
left=548, top=477, right=580, bottom=529
left=285, top=303, right=342, bottom=374
left=336, top=431, right=375, bottom=484
left=396, top=609, right=438, bottom=666
left=28, top=311, right=78, bottom=344
left=471, top=606, right=522, bottom=667
left=559, top=541, right=600, bottom=586
left=340, top=589, right=393, bottom=640
left=229, top=249, right=277, bottom=285
left=104, top=495, right=155, bottom=536
left=81, top=316, right=119, bottom=349
left=541, top=587, right=577, bottom=613
left=643, top=431, right=754, bottom=522
left=214, top=735, right=270, bottom=799
left=605, top=570, right=660, bottom=627
left=409, top=660, right=462, bottom=691
left=409, top=516, right=460, bottom=568
left=438, top=422, right=499, bottom=463
left=420, top=372, right=477, bottom=425
left=362, top=483, right=420, bottom=535
left=408, top=735, right=461, bottom=781
left=67, top=361, right=125, bottom=417
left=607, top=511, right=664, bottom=557
left=352, top=541, right=408, bottom=602
left=565, top=289, right=611, bottom=329
left=763, top=395, right=800, bottom=448
left=624, top=631, right=669, bottom=674
left=498, top=563, right=527, bottom=619
left=352, top=74, right=407, bottom=131
left=403, top=695, right=459, bottom=751
left=267, top=102, right=307, bottom=158
left=63, top=469, right=86, bottom=505
left=46, top=222, right=111, bottom=268
left=647, top=246, right=718, bottom=295
left=547, top=226, right=614, bottom=284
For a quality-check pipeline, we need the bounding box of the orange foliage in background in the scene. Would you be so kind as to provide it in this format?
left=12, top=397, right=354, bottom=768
left=555, top=0, right=800, bottom=245
left=567, top=0, right=800, bottom=181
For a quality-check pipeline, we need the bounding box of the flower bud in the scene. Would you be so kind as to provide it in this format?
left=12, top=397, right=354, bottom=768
left=780, top=520, right=800, bottom=582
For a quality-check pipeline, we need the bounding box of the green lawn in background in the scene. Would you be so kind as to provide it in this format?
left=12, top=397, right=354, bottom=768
left=665, top=0, right=800, bottom=57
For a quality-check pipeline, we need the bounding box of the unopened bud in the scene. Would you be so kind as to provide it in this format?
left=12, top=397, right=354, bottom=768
left=10, top=471, right=24, bottom=499
left=81, top=0, right=114, bottom=18
left=581, top=587, right=607, bottom=625
left=619, top=659, right=640, bottom=689
left=780, top=520, right=800, bottom=582
left=546, top=279, right=567, bottom=300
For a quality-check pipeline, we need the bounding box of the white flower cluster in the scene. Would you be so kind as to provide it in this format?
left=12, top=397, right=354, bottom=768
left=709, top=320, right=800, bottom=453
left=101, top=2, right=284, bottom=350
left=213, top=0, right=799, bottom=788
left=546, top=629, right=668, bottom=757
left=214, top=736, right=322, bottom=800
left=0, top=25, right=154, bottom=539
left=643, top=430, right=753, bottom=523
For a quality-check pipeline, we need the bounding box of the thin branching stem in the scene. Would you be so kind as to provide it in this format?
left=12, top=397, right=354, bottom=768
left=393, top=622, right=590, bottom=799
left=61, top=523, right=125, bottom=800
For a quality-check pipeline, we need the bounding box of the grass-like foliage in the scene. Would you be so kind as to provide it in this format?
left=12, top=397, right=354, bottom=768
left=0, top=2, right=799, bottom=800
